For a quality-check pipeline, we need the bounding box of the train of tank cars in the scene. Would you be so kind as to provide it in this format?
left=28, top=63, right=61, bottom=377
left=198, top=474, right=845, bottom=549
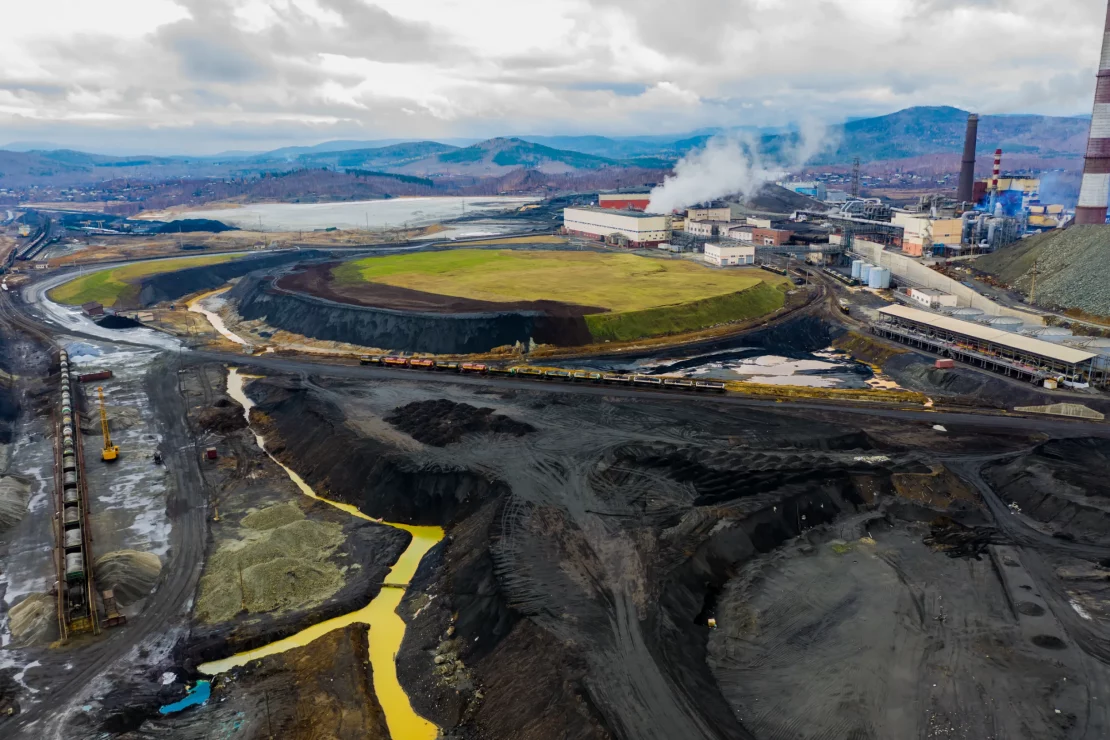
left=359, top=355, right=727, bottom=392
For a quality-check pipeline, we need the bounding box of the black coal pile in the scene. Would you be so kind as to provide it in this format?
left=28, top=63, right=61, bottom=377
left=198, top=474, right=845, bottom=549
left=385, top=400, right=535, bottom=447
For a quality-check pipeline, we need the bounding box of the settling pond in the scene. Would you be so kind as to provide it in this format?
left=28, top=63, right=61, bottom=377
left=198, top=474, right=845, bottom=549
left=172, top=196, right=537, bottom=233
left=567, top=341, right=876, bottom=389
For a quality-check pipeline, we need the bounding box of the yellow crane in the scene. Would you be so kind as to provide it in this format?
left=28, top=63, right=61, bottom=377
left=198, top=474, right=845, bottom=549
left=98, top=386, right=119, bottom=462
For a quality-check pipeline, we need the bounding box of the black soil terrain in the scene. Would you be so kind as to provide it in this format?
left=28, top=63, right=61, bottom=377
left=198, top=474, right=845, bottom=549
left=985, top=438, right=1110, bottom=546
left=384, top=399, right=534, bottom=446
left=228, top=371, right=1110, bottom=740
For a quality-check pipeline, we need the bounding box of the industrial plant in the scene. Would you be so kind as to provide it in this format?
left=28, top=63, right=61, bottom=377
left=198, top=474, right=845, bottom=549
left=4, top=3, right=1110, bottom=740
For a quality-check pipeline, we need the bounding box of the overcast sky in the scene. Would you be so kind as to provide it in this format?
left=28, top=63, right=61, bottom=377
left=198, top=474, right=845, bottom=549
left=0, top=0, right=1104, bottom=155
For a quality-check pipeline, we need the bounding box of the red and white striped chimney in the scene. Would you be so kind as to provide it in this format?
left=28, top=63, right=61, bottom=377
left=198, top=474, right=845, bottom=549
left=991, top=149, right=1002, bottom=193
left=1076, top=0, right=1110, bottom=225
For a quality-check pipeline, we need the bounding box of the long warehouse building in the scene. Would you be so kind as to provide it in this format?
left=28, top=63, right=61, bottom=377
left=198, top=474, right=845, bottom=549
left=874, top=304, right=1099, bottom=385
left=563, top=207, right=671, bottom=247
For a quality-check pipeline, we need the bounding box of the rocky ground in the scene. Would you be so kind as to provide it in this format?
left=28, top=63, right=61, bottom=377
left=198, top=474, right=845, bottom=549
left=973, top=225, right=1110, bottom=317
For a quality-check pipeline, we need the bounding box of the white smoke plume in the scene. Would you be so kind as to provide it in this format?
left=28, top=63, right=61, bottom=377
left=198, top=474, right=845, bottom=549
left=646, top=119, right=837, bottom=214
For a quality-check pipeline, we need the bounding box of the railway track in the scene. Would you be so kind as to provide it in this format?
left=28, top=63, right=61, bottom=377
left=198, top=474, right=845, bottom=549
left=359, top=355, right=728, bottom=393
left=0, top=286, right=57, bottom=347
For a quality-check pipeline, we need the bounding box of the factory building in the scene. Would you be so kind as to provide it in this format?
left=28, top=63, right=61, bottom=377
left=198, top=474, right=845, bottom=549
left=778, top=181, right=827, bottom=201
left=892, top=212, right=964, bottom=257
left=685, top=220, right=730, bottom=238
left=563, top=207, right=671, bottom=247
left=598, top=193, right=651, bottom=211
left=874, top=305, right=1098, bottom=385
left=686, top=206, right=732, bottom=222
left=704, top=243, right=756, bottom=267
left=908, top=288, right=958, bottom=309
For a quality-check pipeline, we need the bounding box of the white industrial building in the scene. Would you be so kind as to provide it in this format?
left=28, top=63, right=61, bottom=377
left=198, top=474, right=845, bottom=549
left=563, top=207, right=672, bottom=247
left=685, top=220, right=731, bottom=238
left=704, top=243, right=756, bottom=267
left=908, top=288, right=958, bottom=309
left=725, top=224, right=753, bottom=242
left=687, top=206, right=732, bottom=222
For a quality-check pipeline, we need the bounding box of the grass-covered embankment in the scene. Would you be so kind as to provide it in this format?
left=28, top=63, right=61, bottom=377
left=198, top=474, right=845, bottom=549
left=332, top=249, right=767, bottom=312
left=49, top=254, right=239, bottom=307
left=585, top=281, right=787, bottom=342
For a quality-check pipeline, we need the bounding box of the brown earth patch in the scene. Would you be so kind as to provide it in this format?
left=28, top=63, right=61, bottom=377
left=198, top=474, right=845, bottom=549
left=276, top=262, right=609, bottom=317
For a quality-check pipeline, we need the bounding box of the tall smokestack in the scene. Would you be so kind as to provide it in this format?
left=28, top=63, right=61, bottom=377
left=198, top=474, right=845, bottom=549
left=957, top=113, right=979, bottom=203
left=991, top=149, right=1002, bottom=193
left=1076, top=1, right=1110, bottom=225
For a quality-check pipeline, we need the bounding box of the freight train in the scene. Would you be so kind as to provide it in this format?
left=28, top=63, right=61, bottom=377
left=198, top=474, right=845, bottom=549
left=359, top=355, right=727, bottom=392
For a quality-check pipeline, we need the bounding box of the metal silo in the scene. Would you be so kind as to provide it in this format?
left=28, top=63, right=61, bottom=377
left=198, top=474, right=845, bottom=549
left=851, top=260, right=863, bottom=279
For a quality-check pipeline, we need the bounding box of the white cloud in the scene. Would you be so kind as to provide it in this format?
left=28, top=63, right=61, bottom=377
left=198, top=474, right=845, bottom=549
left=0, top=0, right=1104, bottom=154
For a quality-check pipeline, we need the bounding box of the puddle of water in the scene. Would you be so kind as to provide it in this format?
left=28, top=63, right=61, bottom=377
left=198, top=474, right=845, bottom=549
left=569, top=343, right=874, bottom=389
left=187, top=289, right=249, bottom=345
left=159, top=680, right=210, bottom=715
left=200, top=369, right=441, bottom=740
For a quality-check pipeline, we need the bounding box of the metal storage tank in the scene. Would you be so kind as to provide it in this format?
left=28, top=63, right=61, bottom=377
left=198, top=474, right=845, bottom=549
left=1026, top=326, right=1073, bottom=337
left=985, top=316, right=1024, bottom=331
left=860, top=263, right=874, bottom=282
left=868, top=268, right=883, bottom=288
left=65, top=554, right=84, bottom=580
left=851, top=260, right=863, bottom=279
left=65, top=528, right=82, bottom=549
left=952, top=307, right=984, bottom=319
left=1066, top=337, right=1110, bottom=354
left=875, top=268, right=891, bottom=289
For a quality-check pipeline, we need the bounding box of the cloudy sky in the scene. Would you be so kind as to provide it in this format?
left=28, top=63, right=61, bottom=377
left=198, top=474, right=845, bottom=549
left=0, top=0, right=1104, bottom=154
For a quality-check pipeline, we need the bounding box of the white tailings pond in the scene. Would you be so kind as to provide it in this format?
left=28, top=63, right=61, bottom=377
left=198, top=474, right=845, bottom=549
left=170, top=196, right=537, bottom=233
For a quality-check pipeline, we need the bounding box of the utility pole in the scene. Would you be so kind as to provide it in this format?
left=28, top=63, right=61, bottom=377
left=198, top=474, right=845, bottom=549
left=239, top=561, right=247, bottom=612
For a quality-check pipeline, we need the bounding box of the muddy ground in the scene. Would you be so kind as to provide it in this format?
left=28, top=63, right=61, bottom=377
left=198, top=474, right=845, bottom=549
left=218, top=368, right=1110, bottom=740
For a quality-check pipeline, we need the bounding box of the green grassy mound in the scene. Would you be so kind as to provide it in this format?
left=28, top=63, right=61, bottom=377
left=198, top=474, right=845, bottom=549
left=584, top=281, right=787, bottom=343
left=331, top=249, right=769, bottom=313
left=49, top=254, right=238, bottom=307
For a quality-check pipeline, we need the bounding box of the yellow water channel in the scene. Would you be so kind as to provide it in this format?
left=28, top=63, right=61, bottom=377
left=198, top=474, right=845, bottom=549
left=199, top=368, right=443, bottom=740
left=186, top=289, right=250, bottom=346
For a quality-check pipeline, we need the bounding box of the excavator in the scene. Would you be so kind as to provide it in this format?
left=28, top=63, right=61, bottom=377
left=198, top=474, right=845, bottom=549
left=98, top=387, right=119, bottom=462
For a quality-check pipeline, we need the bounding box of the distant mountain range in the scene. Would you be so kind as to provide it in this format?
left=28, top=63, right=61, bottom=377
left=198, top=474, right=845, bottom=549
left=0, top=107, right=1093, bottom=189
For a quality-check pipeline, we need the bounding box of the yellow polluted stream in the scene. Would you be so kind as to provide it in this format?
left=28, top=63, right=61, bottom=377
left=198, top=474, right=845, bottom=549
left=200, top=368, right=443, bottom=740
left=186, top=288, right=250, bottom=346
